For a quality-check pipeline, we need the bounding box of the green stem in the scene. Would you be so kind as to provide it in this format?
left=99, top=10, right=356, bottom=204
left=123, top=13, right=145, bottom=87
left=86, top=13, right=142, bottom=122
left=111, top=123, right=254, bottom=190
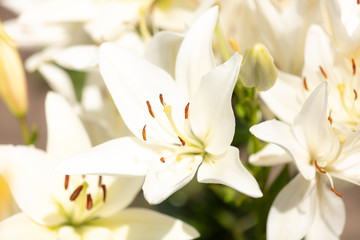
left=18, top=116, right=30, bottom=145
left=215, top=23, right=230, bottom=61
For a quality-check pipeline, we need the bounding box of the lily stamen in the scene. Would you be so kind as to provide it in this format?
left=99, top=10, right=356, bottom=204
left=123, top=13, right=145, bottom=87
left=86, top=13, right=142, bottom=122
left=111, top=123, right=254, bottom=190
left=331, top=187, right=344, bottom=198
left=160, top=157, right=165, bottom=163
left=354, top=89, right=358, bottom=100
left=352, top=59, right=356, bottom=75
left=328, top=110, right=333, bottom=125
left=101, top=184, right=107, bottom=202
left=64, top=175, right=70, bottom=190
left=98, top=176, right=102, bottom=187
left=178, top=136, right=186, bottom=146
left=146, top=100, right=155, bottom=118
left=70, top=185, right=83, bottom=201
left=314, top=160, right=327, bottom=174
left=303, top=77, right=309, bottom=91
left=159, top=94, right=166, bottom=107
left=86, top=194, right=93, bottom=210
left=185, top=103, right=190, bottom=119
left=319, top=66, right=328, bottom=79
left=142, top=125, right=147, bottom=141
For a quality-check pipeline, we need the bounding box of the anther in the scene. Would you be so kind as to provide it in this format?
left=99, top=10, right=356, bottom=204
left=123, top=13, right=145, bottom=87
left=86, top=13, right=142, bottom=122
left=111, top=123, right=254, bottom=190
left=86, top=194, right=93, bottom=210
left=358, top=0, right=360, bottom=5
left=354, top=89, right=358, bottom=100
left=314, top=160, right=327, bottom=174
left=352, top=59, right=357, bottom=75
left=98, top=176, right=102, bottom=187
left=160, top=157, right=165, bottom=163
left=328, top=110, right=333, bottom=125
left=331, top=187, right=344, bottom=198
left=64, top=175, right=70, bottom=190
left=303, top=77, right=309, bottom=91
left=319, top=66, right=328, bottom=79
left=178, top=136, right=186, bottom=146
left=142, top=125, right=147, bottom=141
left=159, top=94, right=166, bottom=107
left=101, top=184, right=107, bottom=202
left=185, top=103, right=190, bottom=119
left=70, top=185, right=83, bottom=201
left=146, top=101, right=155, bottom=118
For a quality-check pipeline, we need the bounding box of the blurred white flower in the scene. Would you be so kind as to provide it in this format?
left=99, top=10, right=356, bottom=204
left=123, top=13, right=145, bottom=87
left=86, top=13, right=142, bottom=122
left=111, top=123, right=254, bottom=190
left=58, top=7, right=262, bottom=204
left=250, top=82, right=360, bottom=239
left=0, top=92, right=199, bottom=240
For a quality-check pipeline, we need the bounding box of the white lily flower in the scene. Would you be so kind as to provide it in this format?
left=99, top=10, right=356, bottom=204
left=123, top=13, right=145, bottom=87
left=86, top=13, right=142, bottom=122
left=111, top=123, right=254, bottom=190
left=58, top=7, right=262, bottom=204
left=251, top=82, right=360, bottom=239
left=321, top=0, right=360, bottom=58
left=0, top=92, right=199, bottom=240
left=261, top=25, right=360, bottom=129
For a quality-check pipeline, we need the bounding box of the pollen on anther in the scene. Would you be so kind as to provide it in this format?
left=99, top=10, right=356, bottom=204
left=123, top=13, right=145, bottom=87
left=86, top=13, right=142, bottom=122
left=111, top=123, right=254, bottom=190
left=160, top=157, right=165, bottom=163
left=87, top=194, right=93, bottom=210
left=328, top=110, right=333, bottom=125
left=185, top=103, right=190, bottom=119
left=314, top=160, right=327, bottom=174
left=146, top=101, right=155, bottom=118
left=178, top=136, right=186, bottom=146
left=319, top=66, right=328, bottom=79
left=98, top=176, right=102, bottom=187
left=101, top=184, right=107, bottom=202
left=70, top=185, right=83, bottom=201
left=354, top=89, right=358, bottom=100
left=358, top=0, right=360, bottom=5
left=303, top=77, right=309, bottom=91
left=331, top=187, right=344, bottom=198
left=142, top=125, right=147, bottom=141
left=64, top=175, right=70, bottom=190
left=159, top=94, right=166, bottom=107
left=352, top=59, right=357, bottom=75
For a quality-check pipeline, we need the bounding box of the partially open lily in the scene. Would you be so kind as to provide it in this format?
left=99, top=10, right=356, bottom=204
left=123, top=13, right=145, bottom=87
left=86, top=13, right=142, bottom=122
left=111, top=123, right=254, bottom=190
left=58, top=6, right=262, bottom=204
left=0, top=92, right=199, bottom=240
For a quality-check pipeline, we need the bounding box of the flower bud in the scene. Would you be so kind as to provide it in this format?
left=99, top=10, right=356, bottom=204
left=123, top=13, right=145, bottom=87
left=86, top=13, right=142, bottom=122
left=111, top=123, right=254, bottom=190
left=239, top=43, right=278, bottom=91
left=0, top=22, right=28, bottom=117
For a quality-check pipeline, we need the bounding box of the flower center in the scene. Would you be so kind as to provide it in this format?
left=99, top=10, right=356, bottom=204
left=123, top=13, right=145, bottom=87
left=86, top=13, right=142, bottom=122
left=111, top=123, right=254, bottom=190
left=61, top=175, right=107, bottom=226
left=142, top=93, right=204, bottom=163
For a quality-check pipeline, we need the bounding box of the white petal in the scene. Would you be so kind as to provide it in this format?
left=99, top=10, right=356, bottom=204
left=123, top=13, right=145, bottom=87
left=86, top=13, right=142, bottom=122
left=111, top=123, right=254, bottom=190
left=99, top=43, right=186, bottom=140
left=142, top=155, right=202, bottom=204
left=189, top=53, right=241, bottom=155
left=53, top=45, right=99, bottom=71
left=175, top=6, right=217, bottom=99
left=0, top=146, right=66, bottom=226
left=306, top=178, right=345, bottom=240
left=144, top=31, right=184, bottom=78
left=250, top=119, right=315, bottom=180
left=293, top=82, right=337, bottom=160
left=38, top=63, right=77, bottom=103
left=92, top=208, right=199, bottom=240
left=80, top=226, right=113, bottom=240
left=259, top=70, right=305, bottom=124
left=267, top=174, right=316, bottom=240
left=197, top=146, right=262, bottom=198
left=45, top=92, right=92, bottom=161
left=249, top=143, right=292, bottom=166
left=0, top=213, right=57, bottom=240
left=57, top=137, right=154, bottom=176
left=58, top=226, right=81, bottom=240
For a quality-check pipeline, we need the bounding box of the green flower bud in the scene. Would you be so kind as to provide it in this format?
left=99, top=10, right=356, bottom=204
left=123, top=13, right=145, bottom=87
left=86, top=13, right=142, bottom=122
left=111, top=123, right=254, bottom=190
left=239, top=43, right=278, bottom=91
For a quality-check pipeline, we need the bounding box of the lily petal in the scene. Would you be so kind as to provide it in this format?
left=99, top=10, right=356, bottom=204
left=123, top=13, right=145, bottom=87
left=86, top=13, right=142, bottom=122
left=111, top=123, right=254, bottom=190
left=80, top=226, right=113, bottom=240
left=267, top=174, right=316, bottom=240
left=306, top=177, right=345, bottom=240
left=0, top=213, right=57, bottom=240
left=91, top=208, right=199, bottom=240
left=197, top=146, right=262, bottom=198
left=58, top=137, right=154, bottom=176
left=0, top=145, right=66, bottom=226
left=189, top=53, right=241, bottom=155
left=144, top=31, right=183, bottom=79
left=175, top=6, right=217, bottom=99
left=142, top=155, right=202, bottom=204
left=249, top=143, right=292, bottom=166
left=250, top=119, right=315, bottom=180
left=45, top=92, right=92, bottom=161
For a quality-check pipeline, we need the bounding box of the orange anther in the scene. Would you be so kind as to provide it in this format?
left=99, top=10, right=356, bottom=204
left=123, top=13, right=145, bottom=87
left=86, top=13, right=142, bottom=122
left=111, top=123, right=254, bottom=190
left=314, top=160, right=327, bottom=174
left=354, top=89, right=358, bottom=100
left=160, top=157, right=165, bottom=163
left=159, top=94, right=166, bottom=107
left=64, top=175, right=70, bottom=190
left=328, top=110, right=333, bottom=125
left=146, top=101, right=155, bottom=118
left=70, top=185, right=83, bottom=201
left=101, top=184, right=107, bottom=202
left=86, top=194, right=93, bottom=210
left=98, top=176, right=102, bottom=187
left=178, top=136, right=186, bottom=146
left=331, top=187, right=344, bottom=198
left=352, top=59, right=357, bottom=75
left=142, top=125, right=147, bottom=141
left=319, top=66, right=328, bottom=79
left=185, top=103, right=190, bottom=119
left=303, top=77, right=309, bottom=91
